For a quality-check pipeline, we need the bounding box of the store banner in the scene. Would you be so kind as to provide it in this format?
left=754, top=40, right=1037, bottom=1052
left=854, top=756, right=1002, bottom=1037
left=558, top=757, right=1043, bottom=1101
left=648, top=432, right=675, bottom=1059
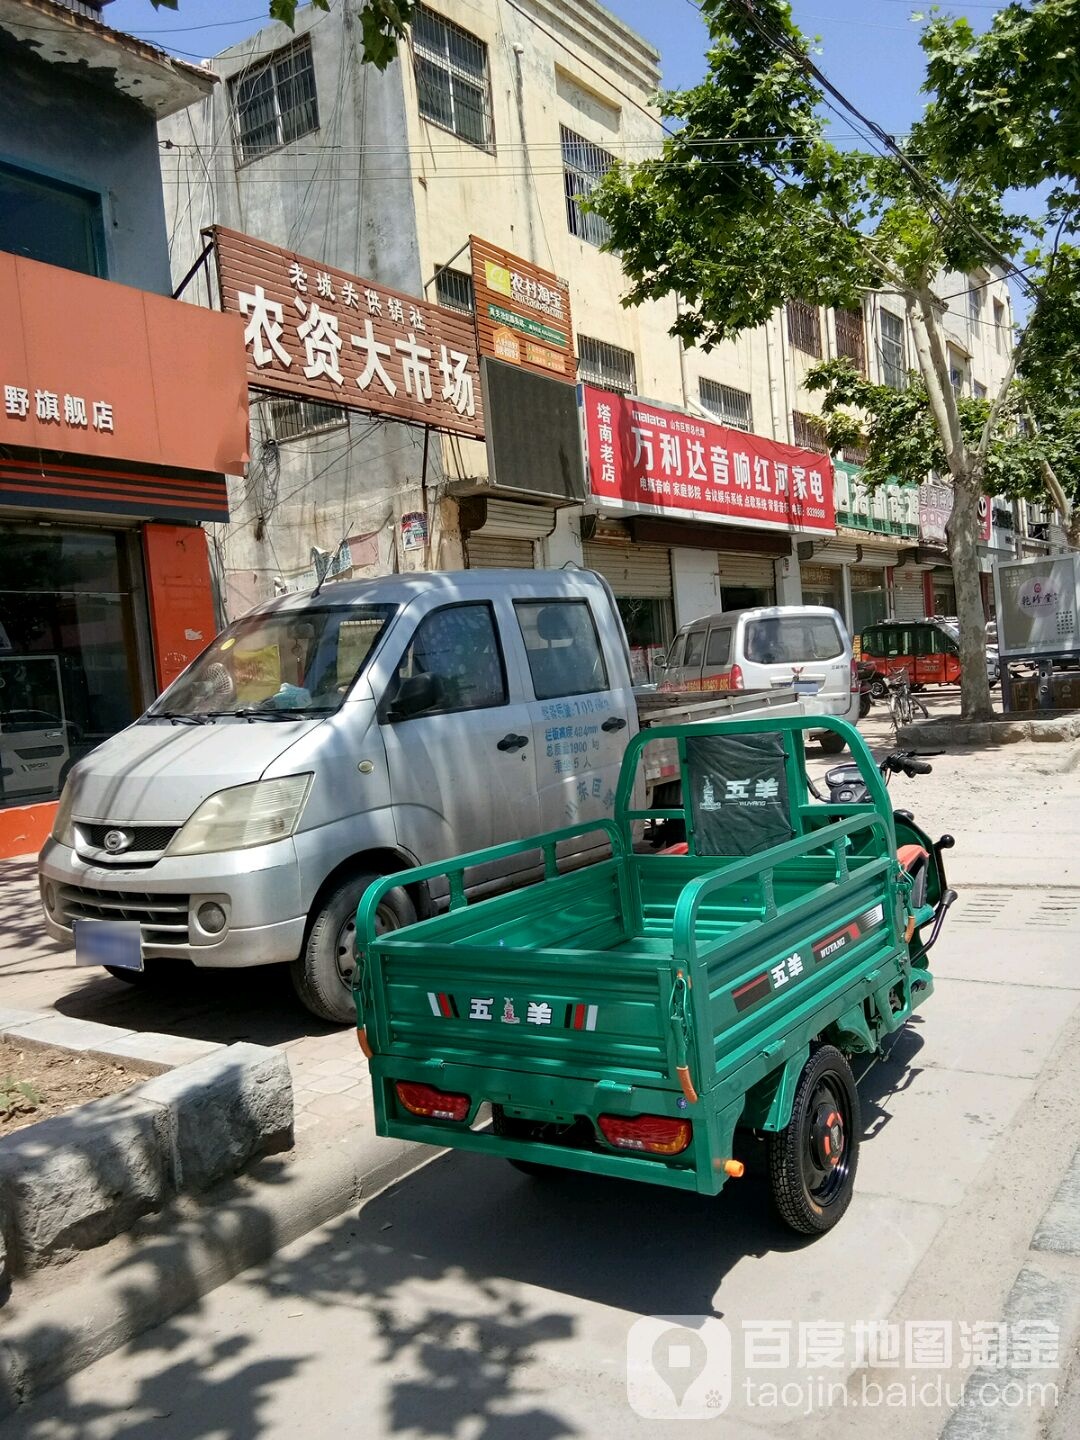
left=211, top=226, right=483, bottom=440
left=470, top=236, right=574, bottom=381
left=0, top=251, right=248, bottom=476
left=583, top=386, right=836, bottom=535
left=919, top=482, right=992, bottom=544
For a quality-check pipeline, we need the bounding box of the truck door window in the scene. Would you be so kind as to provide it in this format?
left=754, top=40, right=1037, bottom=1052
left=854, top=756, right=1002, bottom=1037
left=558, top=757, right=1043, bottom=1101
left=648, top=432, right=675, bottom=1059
left=385, top=603, right=507, bottom=719
left=666, top=634, right=686, bottom=669
left=706, top=628, right=732, bottom=667
left=683, top=630, right=706, bottom=669
left=515, top=600, right=608, bottom=700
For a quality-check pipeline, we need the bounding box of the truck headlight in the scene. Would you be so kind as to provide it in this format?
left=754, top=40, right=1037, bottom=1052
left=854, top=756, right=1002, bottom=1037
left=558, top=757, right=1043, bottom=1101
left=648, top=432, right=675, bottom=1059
left=165, top=775, right=313, bottom=857
left=51, top=782, right=76, bottom=847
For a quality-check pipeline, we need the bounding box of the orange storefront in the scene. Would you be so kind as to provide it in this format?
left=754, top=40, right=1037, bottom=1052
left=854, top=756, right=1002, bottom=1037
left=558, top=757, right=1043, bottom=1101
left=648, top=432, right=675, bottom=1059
left=0, top=254, right=248, bottom=856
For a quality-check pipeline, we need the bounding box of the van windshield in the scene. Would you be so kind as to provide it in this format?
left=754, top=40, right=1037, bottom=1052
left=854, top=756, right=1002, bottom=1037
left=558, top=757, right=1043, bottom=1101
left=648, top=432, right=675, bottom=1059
left=744, top=615, right=844, bottom=665
left=148, top=605, right=397, bottom=718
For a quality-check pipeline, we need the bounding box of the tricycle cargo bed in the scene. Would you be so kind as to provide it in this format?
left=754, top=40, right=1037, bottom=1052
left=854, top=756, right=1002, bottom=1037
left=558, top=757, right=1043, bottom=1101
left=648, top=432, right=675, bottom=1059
left=355, top=717, right=941, bottom=1204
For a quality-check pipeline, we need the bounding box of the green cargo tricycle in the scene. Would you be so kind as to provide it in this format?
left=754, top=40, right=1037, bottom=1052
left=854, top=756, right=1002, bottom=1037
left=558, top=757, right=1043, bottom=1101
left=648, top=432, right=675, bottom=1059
left=354, top=716, right=955, bottom=1234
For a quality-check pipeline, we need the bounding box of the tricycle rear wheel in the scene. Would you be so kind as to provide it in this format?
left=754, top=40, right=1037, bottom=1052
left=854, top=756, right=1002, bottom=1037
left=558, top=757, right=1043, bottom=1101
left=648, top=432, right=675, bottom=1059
left=768, top=1045, right=860, bottom=1235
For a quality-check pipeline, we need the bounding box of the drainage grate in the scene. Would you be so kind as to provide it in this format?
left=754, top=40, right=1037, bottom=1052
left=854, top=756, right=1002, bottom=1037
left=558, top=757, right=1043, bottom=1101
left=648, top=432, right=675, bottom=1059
left=952, top=887, right=1080, bottom=930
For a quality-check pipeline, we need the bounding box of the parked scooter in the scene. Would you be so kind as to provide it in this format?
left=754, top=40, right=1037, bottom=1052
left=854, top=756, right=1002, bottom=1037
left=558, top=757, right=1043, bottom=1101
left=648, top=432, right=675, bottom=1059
left=856, top=660, right=878, bottom=718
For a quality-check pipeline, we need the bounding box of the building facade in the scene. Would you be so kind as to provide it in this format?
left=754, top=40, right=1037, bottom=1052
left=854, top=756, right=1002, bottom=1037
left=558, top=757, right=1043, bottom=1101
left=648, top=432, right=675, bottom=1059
left=0, top=0, right=248, bottom=855
left=160, top=0, right=1026, bottom=658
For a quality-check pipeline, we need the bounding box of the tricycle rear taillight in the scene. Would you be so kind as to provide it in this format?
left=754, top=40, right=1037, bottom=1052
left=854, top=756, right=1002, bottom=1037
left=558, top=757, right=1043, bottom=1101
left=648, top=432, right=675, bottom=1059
left=850, top=658, right=860, bottom=693
left=598, top=1114, right=692, bottom=1155
left=395, top=1081, right=470, bottom=1122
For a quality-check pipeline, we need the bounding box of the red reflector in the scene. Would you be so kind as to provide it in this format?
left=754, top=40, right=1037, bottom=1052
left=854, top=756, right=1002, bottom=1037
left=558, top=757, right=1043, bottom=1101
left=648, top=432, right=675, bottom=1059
left=395, top=1081, right=470, bottom=1122
left=598, top=1114, right=692, bottom=1155
left=850, top=658, right=860, bottom=693
left=729, top=664, right=744, bottom=690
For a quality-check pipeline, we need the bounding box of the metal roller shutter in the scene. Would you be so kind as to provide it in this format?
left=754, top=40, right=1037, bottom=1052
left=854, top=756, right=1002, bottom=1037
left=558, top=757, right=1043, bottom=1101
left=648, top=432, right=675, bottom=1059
left=583, top=542, right=673, bottom=599
left=466, top=534, right=535, bottom=569
left=715, top=552, right=776, bottom=588
left=891, top=567, right=925, bottom=621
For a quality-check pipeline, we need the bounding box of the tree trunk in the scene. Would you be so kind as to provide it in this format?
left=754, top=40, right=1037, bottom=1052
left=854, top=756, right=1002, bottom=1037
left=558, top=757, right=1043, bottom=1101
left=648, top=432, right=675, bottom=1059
left=1069, top=508, right=1080, bottom=551
left=946, top=475, right=994, bottom=721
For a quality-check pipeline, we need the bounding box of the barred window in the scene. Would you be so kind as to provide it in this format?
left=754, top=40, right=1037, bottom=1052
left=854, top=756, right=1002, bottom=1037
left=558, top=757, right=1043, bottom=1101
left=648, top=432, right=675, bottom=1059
left=792, top=411, right=829, bottom=453
left=698, top=378, right=753, bottom=432
left=842, top=444, right=868, bottom=466
left=834, top=306, right=866, bottom=373
left=880, top=309, right=906, bottom=389
left=562, top=126, right=615, bottom=248
left=434, top=267, right=474, bottom=313
left=412, top=4, right=493, bottom=152
left=787, top=299, right=822, bottom=358
left=577, top=335, right=636, bottom=395
left=231, top=39, right=319, bottom=164
left=264, top=396, right=348, bottom=443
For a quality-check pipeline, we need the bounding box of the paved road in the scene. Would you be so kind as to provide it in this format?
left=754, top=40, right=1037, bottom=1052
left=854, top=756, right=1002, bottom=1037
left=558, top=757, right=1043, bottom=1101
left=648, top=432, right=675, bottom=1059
left=5, top=711, right=1080, bottom=1439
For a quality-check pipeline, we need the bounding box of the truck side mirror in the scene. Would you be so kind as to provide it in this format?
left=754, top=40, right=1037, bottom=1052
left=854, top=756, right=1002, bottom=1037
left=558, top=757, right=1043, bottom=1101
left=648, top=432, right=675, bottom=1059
left=387, top=672, right=442, bottom=720
left=652, top=656, right=668, bottom=671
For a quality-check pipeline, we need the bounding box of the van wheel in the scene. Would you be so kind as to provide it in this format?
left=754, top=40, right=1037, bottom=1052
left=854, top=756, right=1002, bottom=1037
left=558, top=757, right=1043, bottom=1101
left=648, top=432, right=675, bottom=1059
left=291, top=872, right=416, bottom=1025
left=818, top=731, right=847, bottom=756
left=768, top=1045, right=860, bottom=1235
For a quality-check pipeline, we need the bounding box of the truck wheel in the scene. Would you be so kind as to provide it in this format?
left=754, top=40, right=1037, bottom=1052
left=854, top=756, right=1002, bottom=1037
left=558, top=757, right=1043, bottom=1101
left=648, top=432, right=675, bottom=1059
left=291, top=872, right=416, bottom=1025
left=768, top=1045, right=860, bottom=1235
left=817, top=731, right=847, bottom=756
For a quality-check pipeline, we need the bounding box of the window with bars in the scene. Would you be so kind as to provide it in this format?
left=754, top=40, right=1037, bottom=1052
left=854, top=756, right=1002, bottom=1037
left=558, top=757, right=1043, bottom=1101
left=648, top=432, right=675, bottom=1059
left=787, top=299, right=822, bottom=358
left=412, top=4, right=493, bottom=151
left=230, top=39, right=319, bottom=164
left=969, top=285, right=983, bottom=325
left=562, top=127, right=615, bottom=248
left=993, top=298, right=1006, bottom=353
left=434, top=267, right=474, bottom=313
left=842, top=443, right=868, bottom=466
left=577, top=335, right=636, bottom=395
left=264, top=396, right=348, bottom=443
left=834, top=306, right=866, bottom=373
left=792, top=411, right=829, bottom=453
left=698, top=378, right=753, bottom=432
left=879, top=309, right=906, bottom=389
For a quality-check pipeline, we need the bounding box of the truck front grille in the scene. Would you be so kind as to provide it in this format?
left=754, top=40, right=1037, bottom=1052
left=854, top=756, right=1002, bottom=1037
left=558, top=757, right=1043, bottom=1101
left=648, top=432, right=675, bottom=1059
left=55, top=885, right=191, bottom=947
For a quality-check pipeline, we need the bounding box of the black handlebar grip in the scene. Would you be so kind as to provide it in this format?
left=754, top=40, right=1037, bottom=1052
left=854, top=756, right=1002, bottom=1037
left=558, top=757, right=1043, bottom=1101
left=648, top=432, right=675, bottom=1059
left=905, top=758, right=933, bottom=775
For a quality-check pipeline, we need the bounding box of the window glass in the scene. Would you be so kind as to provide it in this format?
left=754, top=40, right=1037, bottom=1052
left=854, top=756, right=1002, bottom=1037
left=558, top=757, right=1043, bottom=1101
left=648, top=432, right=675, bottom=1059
left=387, top=604, right=506, bottom=716
left=0, top=162, right=104, bottom=277
left=683, top=630, right=706, bottom=668
left=0, top=527, right=140, bottom=807
left=744, top=616, right=844, bottom=664
left=562, top=127, right=615, bottom=247
left=231, top=40, right=319, bottom=163
left=412, top=4, right=493, bottom=151
left=666, top=634, right=685, bottom=670
left=515, top=600, right=608, bottom=700
left=706, top=628, right=732, bottom=667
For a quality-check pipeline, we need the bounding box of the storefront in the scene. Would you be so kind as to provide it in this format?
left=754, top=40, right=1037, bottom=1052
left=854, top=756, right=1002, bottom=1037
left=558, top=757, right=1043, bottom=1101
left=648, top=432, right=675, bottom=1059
left=580, top=385, right=835, bottom=669
left=0, top=254, right=247, bottom=855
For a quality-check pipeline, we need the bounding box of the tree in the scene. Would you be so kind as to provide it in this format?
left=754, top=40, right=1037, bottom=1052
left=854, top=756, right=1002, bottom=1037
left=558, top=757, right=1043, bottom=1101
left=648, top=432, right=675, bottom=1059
left=590, top=0, right=1080, bottom=720
left=150, top=0, right=415, bottom=69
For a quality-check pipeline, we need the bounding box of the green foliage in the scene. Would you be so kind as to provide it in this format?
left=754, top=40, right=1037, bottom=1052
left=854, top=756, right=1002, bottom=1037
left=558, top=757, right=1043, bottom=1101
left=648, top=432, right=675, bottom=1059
left=149, top=1, right=415, bottom=70
left=0, top=1076, right=42, bottom=1121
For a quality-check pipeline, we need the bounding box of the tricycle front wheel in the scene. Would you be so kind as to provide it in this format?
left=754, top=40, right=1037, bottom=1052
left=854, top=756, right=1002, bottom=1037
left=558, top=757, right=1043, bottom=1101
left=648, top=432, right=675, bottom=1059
left=768, top=1045, right=860, bottom=1235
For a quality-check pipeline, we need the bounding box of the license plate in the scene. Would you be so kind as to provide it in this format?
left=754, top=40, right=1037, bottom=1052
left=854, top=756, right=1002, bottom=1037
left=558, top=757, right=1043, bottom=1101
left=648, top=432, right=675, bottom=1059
left=74, top=920, right=144, bottom=972
left=793, top=680, right=822, bottom=695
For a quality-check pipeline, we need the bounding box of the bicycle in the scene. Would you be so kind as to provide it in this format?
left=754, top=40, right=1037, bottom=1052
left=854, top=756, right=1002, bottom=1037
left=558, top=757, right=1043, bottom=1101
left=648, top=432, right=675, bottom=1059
left=886, top=667, right=929, bottom=739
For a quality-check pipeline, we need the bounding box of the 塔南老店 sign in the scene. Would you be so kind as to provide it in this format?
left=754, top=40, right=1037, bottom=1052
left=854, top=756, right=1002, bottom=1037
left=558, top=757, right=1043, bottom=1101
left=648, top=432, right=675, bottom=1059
left=583, top=386, right=837, bottom=535
left=211, top=226, right=484, bottom=440
left=470, top=236, right=574, bottom=381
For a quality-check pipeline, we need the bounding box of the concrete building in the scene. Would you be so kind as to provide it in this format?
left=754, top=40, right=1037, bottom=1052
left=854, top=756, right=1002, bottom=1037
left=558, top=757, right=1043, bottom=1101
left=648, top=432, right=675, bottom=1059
left=0, top=0, right=248, bottom=855
left=160, top=0, right=1024, bottom=654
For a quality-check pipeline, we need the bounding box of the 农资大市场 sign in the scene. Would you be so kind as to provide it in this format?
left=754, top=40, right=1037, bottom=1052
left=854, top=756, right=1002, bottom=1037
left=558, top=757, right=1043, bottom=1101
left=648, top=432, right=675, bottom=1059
left=211, top=226, right=484, bottom=440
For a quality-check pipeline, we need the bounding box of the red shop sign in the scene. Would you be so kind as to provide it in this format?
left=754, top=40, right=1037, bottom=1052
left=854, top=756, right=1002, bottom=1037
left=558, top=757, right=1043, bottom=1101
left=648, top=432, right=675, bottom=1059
left=583, top=386, right=836, bottom=536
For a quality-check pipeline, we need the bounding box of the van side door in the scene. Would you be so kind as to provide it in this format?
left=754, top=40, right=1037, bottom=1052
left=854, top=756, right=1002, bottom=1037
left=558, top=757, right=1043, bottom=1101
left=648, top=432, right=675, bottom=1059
left=373, top=599, right=540, bottom=877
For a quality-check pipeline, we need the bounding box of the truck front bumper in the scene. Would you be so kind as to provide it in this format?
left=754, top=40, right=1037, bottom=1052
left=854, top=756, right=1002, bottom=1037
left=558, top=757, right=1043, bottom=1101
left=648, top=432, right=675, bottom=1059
left=38, top=835, right=307, bottom=968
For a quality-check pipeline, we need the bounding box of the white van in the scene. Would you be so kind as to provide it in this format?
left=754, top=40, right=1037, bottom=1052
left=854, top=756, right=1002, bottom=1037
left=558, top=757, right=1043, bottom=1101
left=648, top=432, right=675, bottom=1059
left=656, top=605, right=859, bottom=754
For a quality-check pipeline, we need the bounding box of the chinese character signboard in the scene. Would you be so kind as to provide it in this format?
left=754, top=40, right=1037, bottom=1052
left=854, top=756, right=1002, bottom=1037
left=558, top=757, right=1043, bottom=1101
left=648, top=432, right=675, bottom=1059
left=0, top=251, right=247, bottom=476
left=470, top=236, right=574, bottom=381
left=994, top=553, right=1080, bottom=659
left=583, top=386, right=836, bottom=535
left=919, top=482, right=992, bottom=544
left=211, top=226, right=483, bottom=440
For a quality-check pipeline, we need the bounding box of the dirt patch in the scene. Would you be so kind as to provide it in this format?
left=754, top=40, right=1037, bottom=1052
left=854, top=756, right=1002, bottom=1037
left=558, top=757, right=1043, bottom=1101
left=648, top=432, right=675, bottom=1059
left=0, top=1039, right=144, bottom=1139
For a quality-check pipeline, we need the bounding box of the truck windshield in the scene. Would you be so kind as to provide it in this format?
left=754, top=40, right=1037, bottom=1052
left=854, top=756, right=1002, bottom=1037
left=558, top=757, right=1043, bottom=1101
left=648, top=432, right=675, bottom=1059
left=744, top=616, right=843, bottom=665
left=148, top=604, right=397, bottom=718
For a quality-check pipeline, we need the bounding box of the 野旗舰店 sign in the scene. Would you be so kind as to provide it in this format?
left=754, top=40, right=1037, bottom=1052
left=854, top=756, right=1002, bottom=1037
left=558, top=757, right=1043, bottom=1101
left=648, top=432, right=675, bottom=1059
left=211, top=226, right=484, bottom=439
left=583, top=386, right=836, bottom=535
left=470, top=236, right=574, bottom=381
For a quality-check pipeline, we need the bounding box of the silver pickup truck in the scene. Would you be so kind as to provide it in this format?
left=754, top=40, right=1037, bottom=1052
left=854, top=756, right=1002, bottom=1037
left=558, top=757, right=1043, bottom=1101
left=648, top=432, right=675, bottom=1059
left=39, top=568, right=822, bottom=1022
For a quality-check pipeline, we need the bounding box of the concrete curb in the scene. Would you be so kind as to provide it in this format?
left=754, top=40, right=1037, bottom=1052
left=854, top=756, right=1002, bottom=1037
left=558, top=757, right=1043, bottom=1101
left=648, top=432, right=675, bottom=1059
left=898, top=716, right=1080, bottom=748
left=0, top=1130, right=429, bottom=1418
